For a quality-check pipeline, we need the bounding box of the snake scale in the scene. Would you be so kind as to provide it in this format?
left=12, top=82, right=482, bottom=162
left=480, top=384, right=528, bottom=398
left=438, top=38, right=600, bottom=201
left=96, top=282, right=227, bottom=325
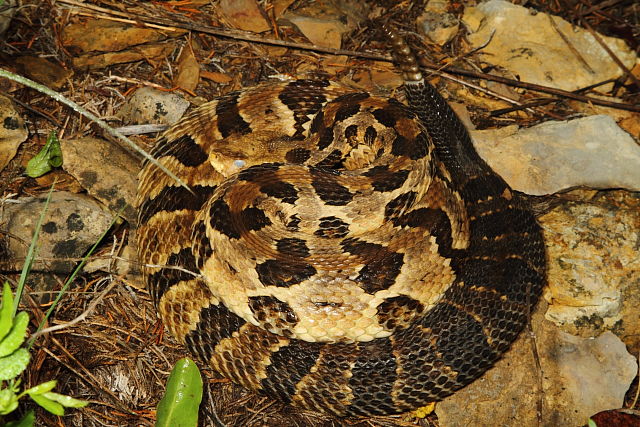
left=136, top=30, right=546, bottom=417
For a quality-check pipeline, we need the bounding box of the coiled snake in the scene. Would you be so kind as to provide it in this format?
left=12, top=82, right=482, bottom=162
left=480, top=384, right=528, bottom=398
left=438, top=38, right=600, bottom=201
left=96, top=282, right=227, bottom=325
left=136, top=30, right=546, bottom=417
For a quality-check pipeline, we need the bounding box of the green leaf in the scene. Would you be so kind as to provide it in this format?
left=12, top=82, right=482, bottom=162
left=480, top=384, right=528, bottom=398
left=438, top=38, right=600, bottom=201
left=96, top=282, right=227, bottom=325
left=155, top=358, right=203, bottom=427
left=25, top=131, right=63, bottom=178
left=0, top=387, right=19, bottom=415
left=0, top=348, right=30, bottom=381
left=39, top=391, right=88, bottom=409
left=0, top=312, right=29, bottom=358
left=5, top=409, right=35, bottom=427
left=30, top=393, right=64, bottom=416
left=0, top=282, right=14, bottom=341
left=21, top=379, right=57, bottom=396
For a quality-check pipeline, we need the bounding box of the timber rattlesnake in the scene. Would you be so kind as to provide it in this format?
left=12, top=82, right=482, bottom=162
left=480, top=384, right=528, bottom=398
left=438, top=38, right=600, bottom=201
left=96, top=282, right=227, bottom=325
left=136, top=30, right=546, bottom=417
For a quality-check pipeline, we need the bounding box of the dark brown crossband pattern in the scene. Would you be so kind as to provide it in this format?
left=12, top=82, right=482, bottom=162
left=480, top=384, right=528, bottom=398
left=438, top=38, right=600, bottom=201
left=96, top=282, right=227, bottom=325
left=216, top=92, right=252, bottom=138
left=364, top=165, right=410, bottom=192
left=309, top=168, right=354, bottom=205
left=256, top=259, right=317, bottom=288
left=137, top=44, right=546, bottom=418
left=314, top=216, right=350, bottom=239
left=279, top=80, right=331, bottom=139
left=340, top=237, right=404, bottom=294
left=138, top=184, right=215, bottom=225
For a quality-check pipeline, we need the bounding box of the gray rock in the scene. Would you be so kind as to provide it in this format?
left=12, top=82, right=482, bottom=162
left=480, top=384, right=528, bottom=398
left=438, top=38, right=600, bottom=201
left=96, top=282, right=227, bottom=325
left=61, top=136, right=138, bottom=224
left=1, top=191, right=114, bottom=292
left=0, top=0, right=16, bottom=36
left=437, top=302, right=638, bottom=427
left=471, top=115, right=640, bottom=195
left=117, top=87, right=190, bottom=126
left=540, top=192, right=640, bottom=351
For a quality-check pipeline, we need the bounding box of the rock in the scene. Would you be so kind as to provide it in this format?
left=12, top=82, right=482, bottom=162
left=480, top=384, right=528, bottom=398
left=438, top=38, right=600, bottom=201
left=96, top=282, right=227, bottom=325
left=1, top=191, right=114, bottom=293
left=351, top=61, right=403, bottom=91
left=218, top=0, right=270, bottom=33
left=14, top=56, right=72, bottom=90
left=542, top=331, right=637, bottom=425
left=84, top=242, right=140, bottom=287
left=60, top=137, right=139, bottom=224
left=117, top=87, right=190, bottom=127
left=0, top=95, right=28, bottom=173
left=540, top=192, right=640, bottom=353
left=470, top=115, right=640, bottom=195
left=463, top=0, right=637, bottom=91
left=417, top=0, right=460, bottom=46
left=437, top=302, right=638, bottom=427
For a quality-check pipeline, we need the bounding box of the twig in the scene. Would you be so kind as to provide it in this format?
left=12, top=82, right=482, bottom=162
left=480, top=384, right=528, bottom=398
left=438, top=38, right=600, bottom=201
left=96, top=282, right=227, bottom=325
left=576, top=0, right=627, bottom=17
left=489, top=78, right=617, bottom=116
left=581, top=19, right=640, bottom=88
left=417, top=57, right=640, bottom=112
left=114, top=124, right=169, bottom=136
left=6, top=94, right=63, bottom=126
left=547, top=14, right=595, bottom=74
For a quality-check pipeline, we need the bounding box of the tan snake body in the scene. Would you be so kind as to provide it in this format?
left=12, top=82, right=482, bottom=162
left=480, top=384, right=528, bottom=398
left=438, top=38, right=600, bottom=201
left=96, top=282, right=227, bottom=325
left=136, top=32, right=546, bottom=416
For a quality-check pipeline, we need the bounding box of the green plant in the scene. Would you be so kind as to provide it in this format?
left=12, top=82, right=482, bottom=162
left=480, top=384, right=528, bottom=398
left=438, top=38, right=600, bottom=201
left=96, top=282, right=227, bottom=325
left=0, top=186, right=93, bottom=425
left=0, top=282, right=87, bottom=424
left=25, top=131, right=63, bottom=178
left=155, top=358, right=202, bottom=427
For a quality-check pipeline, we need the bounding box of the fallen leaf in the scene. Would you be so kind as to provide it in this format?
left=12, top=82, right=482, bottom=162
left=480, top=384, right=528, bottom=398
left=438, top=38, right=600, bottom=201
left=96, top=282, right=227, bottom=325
left=62, top=18, right=184, bottom=54
left=201, top=70, right=233, bottom=83
left=71, top=44, right=174, bottom=70
left=219, top=0, right=270, bottom=32
left=175, top=42, right=200, bottom=92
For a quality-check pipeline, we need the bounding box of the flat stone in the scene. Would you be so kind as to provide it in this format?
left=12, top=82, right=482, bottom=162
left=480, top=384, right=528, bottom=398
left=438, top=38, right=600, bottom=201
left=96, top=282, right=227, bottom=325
left=463, top=0, right=638, bottom=91
left=117, top=87, right=190, bottom=127
left=14, top=56, right=72, bottom=90
left=471, top=115, right=640, bottom=195
left=540, top=192, right=640, bottom=353
left=61, top=137, right=139, bottom=224
left=437, top=302, right=638, bottom=426
left=1, top=191, right=114, bottom=293
left=283, top=0, right=366, bottom=50
left=71, top=43, right=175, bottom=70
left=62, top=18, right=183, bottom=54
left=417, top=0, right=460, bottom=46
left=0, top=95, right=27, bottom=172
